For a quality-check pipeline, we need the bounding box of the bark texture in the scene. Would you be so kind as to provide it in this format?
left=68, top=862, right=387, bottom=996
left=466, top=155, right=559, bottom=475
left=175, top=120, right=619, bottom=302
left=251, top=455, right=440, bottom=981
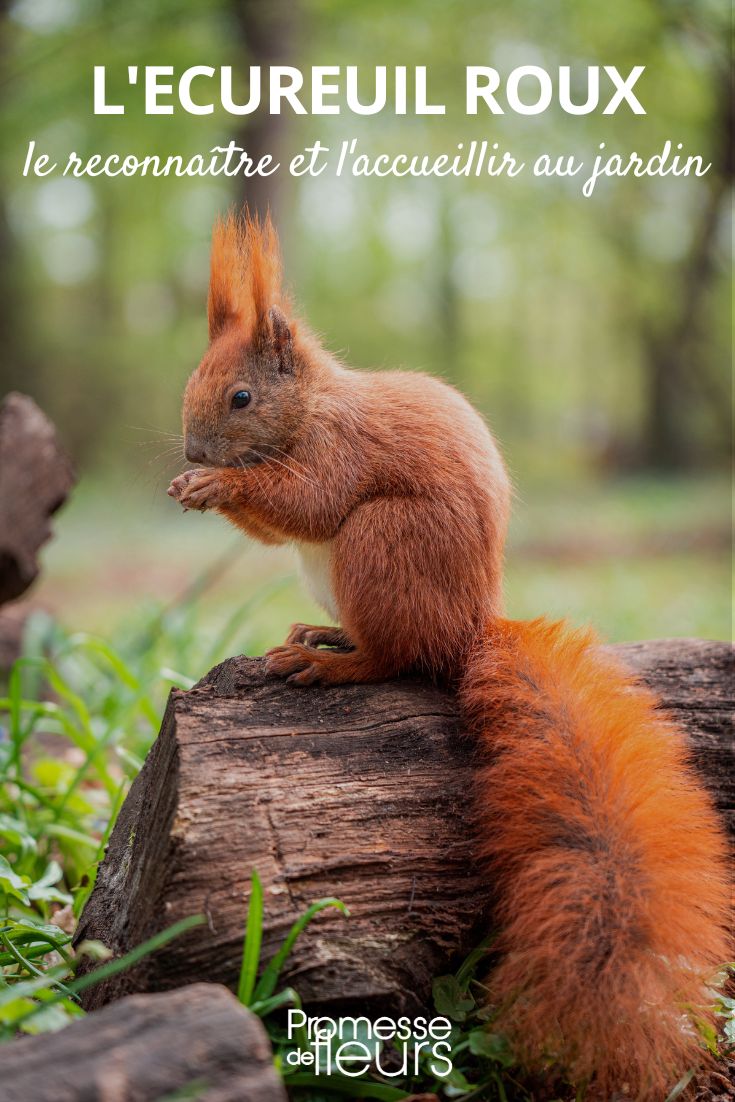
left=1, top=983, right=286, bottom=1102
left=75, top=640, right=733, bottom=1016
left=0, top=392, right=74, bottom=605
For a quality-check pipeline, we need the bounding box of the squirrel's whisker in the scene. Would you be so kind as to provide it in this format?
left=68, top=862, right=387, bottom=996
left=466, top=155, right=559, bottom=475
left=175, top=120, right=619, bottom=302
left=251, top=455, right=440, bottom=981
left=250, top=448, right=318, bottom=489
left=261, top=443, right=312, bottom=477
left=126, top=423, right=184, bottom=441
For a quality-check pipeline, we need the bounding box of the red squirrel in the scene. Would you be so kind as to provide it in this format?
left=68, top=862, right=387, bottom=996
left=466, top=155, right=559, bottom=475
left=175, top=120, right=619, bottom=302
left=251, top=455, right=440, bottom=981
left=168, top=212, right=730, bottom=1099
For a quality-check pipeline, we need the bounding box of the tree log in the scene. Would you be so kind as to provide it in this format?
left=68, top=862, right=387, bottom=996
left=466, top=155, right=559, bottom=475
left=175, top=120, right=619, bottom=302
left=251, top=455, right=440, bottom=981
left=0, top=392, right=75, bottom=606
left=1, top=983, right=286, bottom=1101
left=76, top=639, right=733, bottom=1016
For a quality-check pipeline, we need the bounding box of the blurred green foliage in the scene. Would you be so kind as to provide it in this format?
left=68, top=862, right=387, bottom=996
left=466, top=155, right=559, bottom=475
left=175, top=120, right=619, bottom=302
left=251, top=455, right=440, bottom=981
left=0, top=1, right=730, bottom=636
left=0, top=0, right=730, bottom=477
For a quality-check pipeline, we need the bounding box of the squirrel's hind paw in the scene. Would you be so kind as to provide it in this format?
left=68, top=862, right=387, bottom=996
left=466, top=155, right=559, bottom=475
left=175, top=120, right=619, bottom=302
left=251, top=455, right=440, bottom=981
left=284, top=624, right=352, bottom=649
left=265, top=643, right=318, bottom=683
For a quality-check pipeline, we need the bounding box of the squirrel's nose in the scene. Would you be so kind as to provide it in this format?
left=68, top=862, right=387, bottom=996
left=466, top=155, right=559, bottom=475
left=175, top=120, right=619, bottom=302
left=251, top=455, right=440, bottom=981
left=185, top=436, right=207, bottom=465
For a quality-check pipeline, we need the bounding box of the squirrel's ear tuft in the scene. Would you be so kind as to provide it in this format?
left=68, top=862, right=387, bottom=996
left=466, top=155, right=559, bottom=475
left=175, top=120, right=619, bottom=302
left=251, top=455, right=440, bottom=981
left=266, top=304, right=294, bottom=375
left=208, top=212, right=241, bottom=341
left=207, top=208, right=291, bottom=345
left=245, top=211, right=284, bottom=328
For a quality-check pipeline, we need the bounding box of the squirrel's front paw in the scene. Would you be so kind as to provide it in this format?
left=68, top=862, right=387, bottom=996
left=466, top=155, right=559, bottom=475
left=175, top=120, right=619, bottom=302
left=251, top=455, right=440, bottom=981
left=167, top=469, right=226, bottom=512
left=168, top=468, right=205, bottom=501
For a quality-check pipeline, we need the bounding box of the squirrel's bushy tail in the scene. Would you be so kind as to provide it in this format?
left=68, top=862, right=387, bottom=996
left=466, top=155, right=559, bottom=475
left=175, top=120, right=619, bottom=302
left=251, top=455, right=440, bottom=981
left=459, top=617, right=730, bottom=1099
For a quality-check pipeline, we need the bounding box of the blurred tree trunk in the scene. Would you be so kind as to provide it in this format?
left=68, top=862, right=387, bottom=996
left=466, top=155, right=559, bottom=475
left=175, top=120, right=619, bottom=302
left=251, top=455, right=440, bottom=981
left=0, top=4, right=38, bottom=398
left=231, top=0, right=300, bottom=222
left=0, top=202, right=32, bottom=396
left=640, top=64, right=732, bottom=470
left=437, top=190, right=461, bottom=383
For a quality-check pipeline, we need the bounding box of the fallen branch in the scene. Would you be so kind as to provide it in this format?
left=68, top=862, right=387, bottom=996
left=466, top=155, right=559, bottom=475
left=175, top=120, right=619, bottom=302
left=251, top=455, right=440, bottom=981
left=2, top=982, right=286, bottom=1102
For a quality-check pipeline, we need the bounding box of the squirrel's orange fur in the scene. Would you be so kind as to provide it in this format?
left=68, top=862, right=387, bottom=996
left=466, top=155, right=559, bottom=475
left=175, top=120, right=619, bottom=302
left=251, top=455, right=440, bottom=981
left=169, top=213, right=730, bottom=1099
left=462, top=617, right=730, bottom=1097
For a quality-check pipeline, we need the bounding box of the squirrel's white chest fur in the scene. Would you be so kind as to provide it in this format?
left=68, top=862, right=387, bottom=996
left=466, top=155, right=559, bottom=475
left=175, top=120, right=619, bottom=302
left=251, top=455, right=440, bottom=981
left=294, top=541, right=338, bottom=621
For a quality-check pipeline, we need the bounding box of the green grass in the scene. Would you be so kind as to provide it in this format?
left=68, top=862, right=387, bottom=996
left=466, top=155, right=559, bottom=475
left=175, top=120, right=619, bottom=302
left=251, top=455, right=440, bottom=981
left=0, top=571, right=299, bottom=1035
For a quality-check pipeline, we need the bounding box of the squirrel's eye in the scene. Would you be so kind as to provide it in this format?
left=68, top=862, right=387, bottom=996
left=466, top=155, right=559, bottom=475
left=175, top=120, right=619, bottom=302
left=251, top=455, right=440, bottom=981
left=231, top=390, right=251, bottom=409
